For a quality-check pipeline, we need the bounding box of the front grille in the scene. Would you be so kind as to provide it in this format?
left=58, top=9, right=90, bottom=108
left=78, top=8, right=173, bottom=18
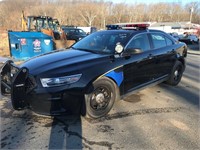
left=11, top=66, right=19, bottom=77
left=1, top=72, right=12, bottom=86
left=1, top=61, right=19, bottom=94
left=25, top=75, right=37, bottom=93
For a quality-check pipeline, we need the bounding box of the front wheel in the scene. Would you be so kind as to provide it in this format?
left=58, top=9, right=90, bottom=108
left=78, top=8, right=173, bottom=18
left=83, top=77, right=117, bottom=119
left=166, top=61, right=184, bottom=86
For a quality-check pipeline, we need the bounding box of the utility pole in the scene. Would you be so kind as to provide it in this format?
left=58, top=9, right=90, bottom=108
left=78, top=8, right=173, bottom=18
left=189, top=7, right=193, bottom=30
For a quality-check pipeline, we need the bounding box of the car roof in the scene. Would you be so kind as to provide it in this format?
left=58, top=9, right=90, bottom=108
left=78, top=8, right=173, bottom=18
left=97, top=29, right=167, bottom=35
left=96, top=29, right=176, bottom=43
left=63, top=27, right=81, bottom=30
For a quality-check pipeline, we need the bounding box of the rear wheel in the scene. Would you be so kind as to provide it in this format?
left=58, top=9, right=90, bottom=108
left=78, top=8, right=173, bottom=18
left=83, top=77, right=117, bottom=119
left=166, top=61, right=184, bottom=86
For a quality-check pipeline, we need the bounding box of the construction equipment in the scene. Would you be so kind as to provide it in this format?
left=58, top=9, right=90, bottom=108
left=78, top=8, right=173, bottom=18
left=8, top=11, right=67, bottom=60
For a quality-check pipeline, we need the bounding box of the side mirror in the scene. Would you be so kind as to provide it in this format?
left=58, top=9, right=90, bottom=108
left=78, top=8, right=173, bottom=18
left=122, top=48, right=143, bottom=57
left=129, top=48, right=143, bottom=54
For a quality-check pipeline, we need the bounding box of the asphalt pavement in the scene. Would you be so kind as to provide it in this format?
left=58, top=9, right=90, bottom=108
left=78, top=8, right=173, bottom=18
left=0, top=44, right=199, bottom=149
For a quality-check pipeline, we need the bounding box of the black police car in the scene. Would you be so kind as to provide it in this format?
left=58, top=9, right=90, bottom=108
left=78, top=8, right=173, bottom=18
left=1, top=23, right=187, bottom=118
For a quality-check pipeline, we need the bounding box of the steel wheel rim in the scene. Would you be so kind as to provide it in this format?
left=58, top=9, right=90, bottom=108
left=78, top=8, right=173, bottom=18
left=90, top=86, right=111, bottom=111
left=174, top=66, right=182, bottom=81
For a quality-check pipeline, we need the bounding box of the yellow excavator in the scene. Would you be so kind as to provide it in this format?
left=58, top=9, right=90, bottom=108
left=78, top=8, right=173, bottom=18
left=22, top=11, right=67, bottom=47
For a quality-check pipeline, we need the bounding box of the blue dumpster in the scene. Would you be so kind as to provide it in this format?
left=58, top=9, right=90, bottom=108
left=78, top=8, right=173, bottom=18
left=8, top=31, right=54, bottom=60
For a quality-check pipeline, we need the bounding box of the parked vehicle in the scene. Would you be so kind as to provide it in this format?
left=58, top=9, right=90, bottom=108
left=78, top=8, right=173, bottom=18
left=62, top=26, right=87, bottom=42
left=1, top=23, right=187, bottom=118
left=77, top=26, right=97, bottom=34
left=178, top=33, right=199, bottom=44
left=168, top=32, right=180, bottom=41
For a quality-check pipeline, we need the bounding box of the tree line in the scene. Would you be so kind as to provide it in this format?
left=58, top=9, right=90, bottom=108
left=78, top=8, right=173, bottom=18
left=0, top=0, right=199, bottom=31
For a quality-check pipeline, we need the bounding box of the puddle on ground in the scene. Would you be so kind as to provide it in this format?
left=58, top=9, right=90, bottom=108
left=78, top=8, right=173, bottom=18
left=123, top=93, right=143, bottom=103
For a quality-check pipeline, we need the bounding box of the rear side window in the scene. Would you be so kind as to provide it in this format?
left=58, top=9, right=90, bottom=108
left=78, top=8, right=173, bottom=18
left=151, top=33, right=173, bottom=49
left=151, top=34, right=166, bottom=49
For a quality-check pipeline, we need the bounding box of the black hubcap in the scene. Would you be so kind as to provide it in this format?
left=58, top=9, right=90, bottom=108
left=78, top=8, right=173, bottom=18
left=90, top=86, right=111, bottom=111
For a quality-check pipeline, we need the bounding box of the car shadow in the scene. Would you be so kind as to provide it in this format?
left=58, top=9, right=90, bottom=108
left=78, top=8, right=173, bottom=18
left=48, top=115, right=83, bottom=149
left=48, top=95, right=84, bottom=149
left=0, top=96, right=83, bottom=149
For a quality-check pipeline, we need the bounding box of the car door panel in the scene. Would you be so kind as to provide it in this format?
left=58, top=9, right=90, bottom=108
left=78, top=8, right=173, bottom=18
left=123, top=52, right=159, bottom=94
left=122, top=33, right=157, bottom=94
left=149, top=33, right=177, bottom=78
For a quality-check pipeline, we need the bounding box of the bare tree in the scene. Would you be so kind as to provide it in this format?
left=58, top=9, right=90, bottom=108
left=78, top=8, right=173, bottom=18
left=78, top=2, right=98, bottom=27
left=129, top=4, right=146, bottom=22
left=185, top=2, right=200, bottom=24
left=0, top=0, right=199, bottom=30
left=97, top=1, right=111, bottom=29
left=111, top=3, right=128, bottom=23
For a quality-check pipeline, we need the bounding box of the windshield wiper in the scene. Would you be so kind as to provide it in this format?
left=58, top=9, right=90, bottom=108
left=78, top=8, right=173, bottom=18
left=71, top=47, right=110, bottom=54
left=71, top=47, right=98, bottom=53
left=71, top=47, right=90, bottom=51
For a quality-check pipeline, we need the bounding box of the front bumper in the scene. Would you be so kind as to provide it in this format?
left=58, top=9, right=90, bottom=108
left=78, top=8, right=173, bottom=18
left=0, top=60, right=83, bottom=115
left=1, top=60, right=31, bottom=110
left=26, top=92, right=83, bottom=115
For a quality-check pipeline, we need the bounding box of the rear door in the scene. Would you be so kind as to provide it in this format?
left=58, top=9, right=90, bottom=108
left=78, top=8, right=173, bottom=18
left=149, top=32, right=177, bottom=78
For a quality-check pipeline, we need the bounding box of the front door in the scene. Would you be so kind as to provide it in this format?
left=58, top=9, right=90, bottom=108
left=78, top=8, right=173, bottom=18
left=123, top=33, right=157, bottom=94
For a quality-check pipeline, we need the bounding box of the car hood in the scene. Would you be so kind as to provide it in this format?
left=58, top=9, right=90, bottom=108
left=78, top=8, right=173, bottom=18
left=20, top=49, right=111, bottom=76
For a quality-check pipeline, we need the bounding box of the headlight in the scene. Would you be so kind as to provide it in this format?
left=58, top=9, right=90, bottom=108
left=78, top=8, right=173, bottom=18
left=40, top=74, right=82, bottom=87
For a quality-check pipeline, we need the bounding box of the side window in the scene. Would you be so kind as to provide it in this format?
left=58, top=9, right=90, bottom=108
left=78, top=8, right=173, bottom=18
left=151, top=33, right=166, bottom=49
left=165, top=36, right=173, bottom=46
left=126, top=34, right=150, bottom=51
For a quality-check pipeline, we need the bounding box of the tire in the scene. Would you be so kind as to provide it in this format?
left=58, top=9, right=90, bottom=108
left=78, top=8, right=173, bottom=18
left=83, top=77, right=117, bottom=119
left=166, top=61, right=184, bottom=86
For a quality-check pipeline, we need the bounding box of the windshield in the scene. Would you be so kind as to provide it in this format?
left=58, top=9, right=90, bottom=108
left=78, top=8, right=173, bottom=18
left=72, top=31, right=131, bottom=54
left=63, top=28, right=86, bottom=35
left=77, top=29, right=86, bottom=35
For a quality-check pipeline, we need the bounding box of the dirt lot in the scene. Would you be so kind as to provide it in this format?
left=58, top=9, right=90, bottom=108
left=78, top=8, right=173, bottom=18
left=0, top=31, right=9, bottom=57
